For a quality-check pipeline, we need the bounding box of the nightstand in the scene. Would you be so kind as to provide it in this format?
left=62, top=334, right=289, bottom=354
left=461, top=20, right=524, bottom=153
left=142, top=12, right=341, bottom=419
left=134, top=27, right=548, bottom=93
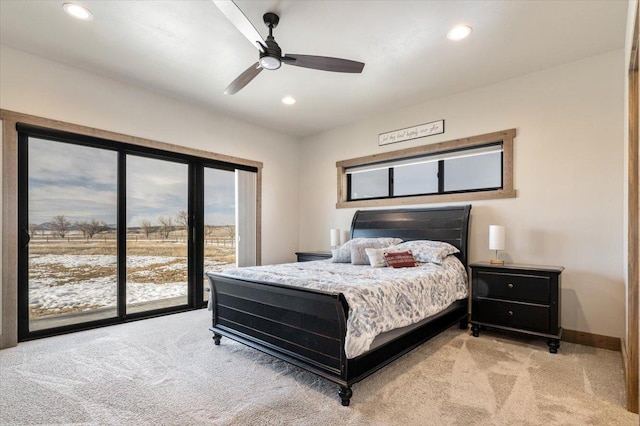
left=469, top=262, right=564, bottom=353
left=295, top=251, right=332, bottom=262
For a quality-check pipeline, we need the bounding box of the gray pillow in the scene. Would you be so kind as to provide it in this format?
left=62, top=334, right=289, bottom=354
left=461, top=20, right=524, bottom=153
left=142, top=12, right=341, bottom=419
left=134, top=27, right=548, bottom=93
left=395, top=240, right=459, bottom=264
left=330, top=237, right=403, bottom=263
left=331, top=247, right=351, bottom=263
left=351, top=240, right=402, bottom=265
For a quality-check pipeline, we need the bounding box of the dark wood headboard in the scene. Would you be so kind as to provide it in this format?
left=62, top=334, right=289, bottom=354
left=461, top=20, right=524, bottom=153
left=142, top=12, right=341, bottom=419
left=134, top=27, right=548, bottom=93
left=350, top=205, right=472, bottom=266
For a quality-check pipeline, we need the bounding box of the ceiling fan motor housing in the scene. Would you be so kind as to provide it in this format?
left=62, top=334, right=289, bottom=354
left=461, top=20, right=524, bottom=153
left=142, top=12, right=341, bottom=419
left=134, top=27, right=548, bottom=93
left=259, top=12, right=282, bottom=70
left=260, top=38, right=282, bottom=70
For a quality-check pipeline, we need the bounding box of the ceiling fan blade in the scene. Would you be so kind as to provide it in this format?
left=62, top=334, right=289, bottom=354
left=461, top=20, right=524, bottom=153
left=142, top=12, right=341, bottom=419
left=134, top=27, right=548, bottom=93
left=224, top=62, right=263, bottom=95
left=282, top=54, right=365, bottom=73
left=212, top=0, right=265, bottom=52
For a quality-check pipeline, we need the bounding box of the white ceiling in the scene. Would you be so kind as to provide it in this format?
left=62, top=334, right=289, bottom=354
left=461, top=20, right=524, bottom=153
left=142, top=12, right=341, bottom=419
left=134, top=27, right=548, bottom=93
left=0, top=0, right=629, bottom=138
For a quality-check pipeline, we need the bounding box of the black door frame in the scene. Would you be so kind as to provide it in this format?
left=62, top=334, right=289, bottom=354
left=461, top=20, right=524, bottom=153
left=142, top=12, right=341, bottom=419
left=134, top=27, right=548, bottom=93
left=16, top=124, right=252, bottom=341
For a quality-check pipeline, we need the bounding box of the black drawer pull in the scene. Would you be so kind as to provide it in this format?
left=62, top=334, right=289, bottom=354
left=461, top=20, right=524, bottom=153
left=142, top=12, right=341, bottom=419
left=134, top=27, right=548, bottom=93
left=507, top=283, right=514, bottom=289
left=508, top=310, right=513, bottom=316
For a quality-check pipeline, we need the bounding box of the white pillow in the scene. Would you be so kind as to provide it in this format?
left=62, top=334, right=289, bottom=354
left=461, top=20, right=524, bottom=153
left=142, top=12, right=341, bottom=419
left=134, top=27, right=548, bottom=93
left=365, top=246, right=400, bottom=267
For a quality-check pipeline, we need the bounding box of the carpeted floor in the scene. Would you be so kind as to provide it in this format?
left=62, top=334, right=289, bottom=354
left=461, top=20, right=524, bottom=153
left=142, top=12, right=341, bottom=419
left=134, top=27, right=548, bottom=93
left=0, top=309, right=637, bottom=425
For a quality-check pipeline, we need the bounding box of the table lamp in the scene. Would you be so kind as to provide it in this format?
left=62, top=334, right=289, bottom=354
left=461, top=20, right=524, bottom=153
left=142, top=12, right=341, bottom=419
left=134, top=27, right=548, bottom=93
left=489, top=225, right=505, bottom=264
left=330, top=228, right=340, bottom=249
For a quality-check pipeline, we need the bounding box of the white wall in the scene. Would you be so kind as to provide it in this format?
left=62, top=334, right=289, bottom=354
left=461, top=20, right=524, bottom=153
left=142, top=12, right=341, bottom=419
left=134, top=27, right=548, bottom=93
left=299, top=50, right=625, bottom=338
left=0, top=45, right=300, bottom=267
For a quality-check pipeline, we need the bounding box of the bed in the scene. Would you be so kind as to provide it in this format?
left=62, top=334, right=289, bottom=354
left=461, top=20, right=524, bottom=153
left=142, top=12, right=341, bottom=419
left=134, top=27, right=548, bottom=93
left=206, top=205, right=471, bottom=406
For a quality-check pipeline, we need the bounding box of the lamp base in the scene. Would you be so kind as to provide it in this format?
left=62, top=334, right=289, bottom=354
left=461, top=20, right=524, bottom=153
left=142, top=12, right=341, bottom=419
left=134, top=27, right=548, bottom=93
left=490, top=259, right=505, bottom=265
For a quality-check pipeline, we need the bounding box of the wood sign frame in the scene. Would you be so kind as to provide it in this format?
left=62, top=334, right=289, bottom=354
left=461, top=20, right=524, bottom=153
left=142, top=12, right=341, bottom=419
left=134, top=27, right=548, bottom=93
left=378, top=119, right=444, bottom=146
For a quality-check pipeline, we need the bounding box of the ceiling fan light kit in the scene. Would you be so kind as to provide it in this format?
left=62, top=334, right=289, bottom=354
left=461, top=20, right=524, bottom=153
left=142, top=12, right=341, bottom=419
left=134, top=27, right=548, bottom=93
left=213, top=0, right=365, bottom=94
left=259, top=55, right=281, bottom=70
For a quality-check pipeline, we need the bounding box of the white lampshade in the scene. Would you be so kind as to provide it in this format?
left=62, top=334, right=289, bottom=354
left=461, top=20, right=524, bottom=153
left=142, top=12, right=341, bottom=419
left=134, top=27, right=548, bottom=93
left=341, top=230, right=350, bottom=245
left=330, top=229, right=341, bottom=247
left=489, top=225, right=505, bottom=250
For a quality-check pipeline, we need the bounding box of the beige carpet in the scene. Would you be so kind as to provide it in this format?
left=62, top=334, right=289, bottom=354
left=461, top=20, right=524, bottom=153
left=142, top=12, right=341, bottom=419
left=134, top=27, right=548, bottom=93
left=0, top=309, right=637, bottom=425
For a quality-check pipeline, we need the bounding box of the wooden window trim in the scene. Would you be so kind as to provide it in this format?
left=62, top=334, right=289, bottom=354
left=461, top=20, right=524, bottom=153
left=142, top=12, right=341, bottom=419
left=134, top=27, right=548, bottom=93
left=336, top=129, right=516, bottom=209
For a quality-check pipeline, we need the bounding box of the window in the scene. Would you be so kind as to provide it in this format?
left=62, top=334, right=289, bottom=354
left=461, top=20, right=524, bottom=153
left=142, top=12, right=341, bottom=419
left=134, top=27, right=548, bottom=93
left=443, top=146, right=502, bottom=192
left=16, top=124, right=260, bottom=340
left=394, top=161, right=438, bottom=196
left=125, top=155, right=189, bottom=315
left=26, top=138, right=119, bottom=331
left=350, top=168, right=389, bottom=199
left=203, top=166, right=237, bottom=303
left=337, top=129, right=516, bottom=207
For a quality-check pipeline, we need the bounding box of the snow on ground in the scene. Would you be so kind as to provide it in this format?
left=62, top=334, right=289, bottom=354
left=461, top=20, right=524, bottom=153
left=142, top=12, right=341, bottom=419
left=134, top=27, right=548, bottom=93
left=30, top=254, right=117, bottom=268
left=29, top=254, right=234, bottom=313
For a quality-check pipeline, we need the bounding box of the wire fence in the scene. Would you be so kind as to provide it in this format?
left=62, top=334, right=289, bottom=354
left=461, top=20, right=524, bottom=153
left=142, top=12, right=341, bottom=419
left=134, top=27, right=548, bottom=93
left=29, top=235, right=236, bottom=247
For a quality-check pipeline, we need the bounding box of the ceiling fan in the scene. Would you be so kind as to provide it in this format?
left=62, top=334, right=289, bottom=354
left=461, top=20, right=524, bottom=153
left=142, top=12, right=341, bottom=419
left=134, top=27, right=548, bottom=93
left=212, top=0, right=365, bottom=95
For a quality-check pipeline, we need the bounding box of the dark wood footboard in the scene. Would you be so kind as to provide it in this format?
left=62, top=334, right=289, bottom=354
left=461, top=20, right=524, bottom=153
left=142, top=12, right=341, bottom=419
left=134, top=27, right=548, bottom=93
left=207, top=271, right=468, bottom=405
left=208, top=273, right=350, bottom=383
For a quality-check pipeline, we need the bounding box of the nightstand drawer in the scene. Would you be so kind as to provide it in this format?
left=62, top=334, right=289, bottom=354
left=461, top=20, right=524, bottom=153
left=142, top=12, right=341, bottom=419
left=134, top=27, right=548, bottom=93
left=473, top=299, right=550, bottom=333
left=475, top=271, right=550, bottom=304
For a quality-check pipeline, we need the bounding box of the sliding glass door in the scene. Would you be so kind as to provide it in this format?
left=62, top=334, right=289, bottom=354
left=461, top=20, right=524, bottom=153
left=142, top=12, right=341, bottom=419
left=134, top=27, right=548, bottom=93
left=203, top=167, right=236, bottom=302
left=23, top=137, right=119, bottom=332
left=126, top=155, right=189, bottom=314
left=17, top=125, right=257, bottom=340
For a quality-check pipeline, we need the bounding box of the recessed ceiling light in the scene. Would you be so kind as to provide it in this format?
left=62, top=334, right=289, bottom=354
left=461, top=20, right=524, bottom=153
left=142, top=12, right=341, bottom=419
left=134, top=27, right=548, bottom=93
left=63, top=3, right=93, bottom=21
left=281, top=96, right=296, bottom=105
left=447, top=25, right=472, bottom=41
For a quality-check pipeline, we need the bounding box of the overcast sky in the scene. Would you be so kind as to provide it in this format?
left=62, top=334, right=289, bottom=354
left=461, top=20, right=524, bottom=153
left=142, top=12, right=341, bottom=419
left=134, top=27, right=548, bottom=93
left=28, top=138, right=235, bottom=227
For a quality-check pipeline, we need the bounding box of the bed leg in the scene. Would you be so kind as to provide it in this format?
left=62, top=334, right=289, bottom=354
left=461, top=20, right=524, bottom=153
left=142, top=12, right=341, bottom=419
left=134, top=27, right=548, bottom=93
left=471, top=324, right=480, bottom=337
left=212, top=333, right=222, bottom=345
left=338, top=386, right=352, bottom=406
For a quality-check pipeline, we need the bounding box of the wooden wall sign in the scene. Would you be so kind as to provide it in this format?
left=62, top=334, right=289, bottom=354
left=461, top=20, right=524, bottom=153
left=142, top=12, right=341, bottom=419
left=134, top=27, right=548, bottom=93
left=378, top=119, right=444, bottom=146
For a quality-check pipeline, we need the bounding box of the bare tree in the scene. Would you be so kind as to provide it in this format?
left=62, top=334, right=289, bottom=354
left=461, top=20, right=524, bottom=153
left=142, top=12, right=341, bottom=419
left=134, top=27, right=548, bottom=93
left=88, top=219, right=109, bottom=238
left=175, top=210, right=189, bottom=237
left=157, top=216, right=174, bottom=239
left=28, top=223, right=39, bottom=238
left=76, top=220, right=90, bottom=239
left=226, top=225, right=235, bottom=240
left=205, top=225, right=213, bottom=237
left=140, top=219, right=153, bottom=239
left=76, top=219, right=108, bottom=239
left=52, top=215, right=71, bottom=238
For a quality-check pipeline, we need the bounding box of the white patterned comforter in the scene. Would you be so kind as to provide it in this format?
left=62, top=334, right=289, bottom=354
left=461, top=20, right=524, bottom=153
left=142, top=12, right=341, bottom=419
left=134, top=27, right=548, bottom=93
left=213, top=256, right=468, bottom=358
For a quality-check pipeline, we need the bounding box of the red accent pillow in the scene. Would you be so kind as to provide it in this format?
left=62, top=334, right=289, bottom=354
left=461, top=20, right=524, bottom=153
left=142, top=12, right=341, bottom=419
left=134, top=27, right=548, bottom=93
left=384, top=250, right=418, bottom=268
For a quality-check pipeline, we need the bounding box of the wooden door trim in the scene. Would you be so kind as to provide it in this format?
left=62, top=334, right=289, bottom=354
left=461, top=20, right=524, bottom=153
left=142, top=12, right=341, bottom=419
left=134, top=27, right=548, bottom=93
left=626, top=1, right=639, bottom=414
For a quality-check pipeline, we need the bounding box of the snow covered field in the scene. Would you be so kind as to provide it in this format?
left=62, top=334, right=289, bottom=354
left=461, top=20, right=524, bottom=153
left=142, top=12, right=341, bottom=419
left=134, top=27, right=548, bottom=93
left=28, top=253, right=234, bottom=316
